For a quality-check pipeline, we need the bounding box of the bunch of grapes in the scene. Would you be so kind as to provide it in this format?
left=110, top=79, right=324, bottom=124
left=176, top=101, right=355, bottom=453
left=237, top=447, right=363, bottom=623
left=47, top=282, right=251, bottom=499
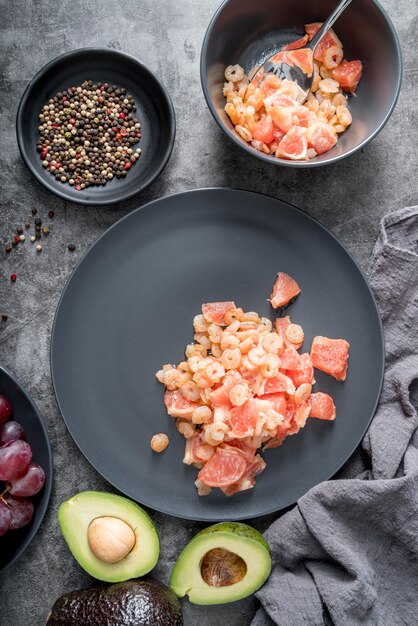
left=0, top=394, right=45, bottom=536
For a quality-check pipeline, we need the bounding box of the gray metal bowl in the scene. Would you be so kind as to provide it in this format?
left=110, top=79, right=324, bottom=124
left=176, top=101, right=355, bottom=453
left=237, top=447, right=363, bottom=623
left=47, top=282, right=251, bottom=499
left=201, top=0, right=402, bottom=167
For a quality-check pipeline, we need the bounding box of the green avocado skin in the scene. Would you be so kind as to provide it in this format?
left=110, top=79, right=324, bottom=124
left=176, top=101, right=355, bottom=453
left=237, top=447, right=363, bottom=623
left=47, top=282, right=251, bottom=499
left=46, top=579, right=183, bottom=626
left=195, top=522, right=271, bottom=555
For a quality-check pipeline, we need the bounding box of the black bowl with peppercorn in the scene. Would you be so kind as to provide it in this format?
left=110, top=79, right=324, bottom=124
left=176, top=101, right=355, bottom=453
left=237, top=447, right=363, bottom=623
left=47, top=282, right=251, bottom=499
left=16, top=48, right=176, bottom=205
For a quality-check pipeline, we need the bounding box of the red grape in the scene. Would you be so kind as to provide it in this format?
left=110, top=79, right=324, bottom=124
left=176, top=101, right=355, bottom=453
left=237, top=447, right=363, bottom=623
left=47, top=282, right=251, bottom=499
left=0, top=500, right=12, bottom=535
left=0, top=421, right=25, bottom=446
left=0, top=440, right=32, bottom=481
left=0, top=395, right=12, bottom=424
left=9, top=463, right=45, bottom=497
left=3, top=494, right=34, bottom=529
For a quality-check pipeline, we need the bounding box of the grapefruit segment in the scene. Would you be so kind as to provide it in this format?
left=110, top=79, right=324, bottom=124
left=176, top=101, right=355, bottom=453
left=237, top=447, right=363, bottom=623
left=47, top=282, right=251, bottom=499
left=308, top=392, right=336, bottom=420
left=202, top=302, right=236, bottom=326
left=198, top=448, right=247, bottom=487
left=277, top=126, right=308, bottom=160
left=220, top=454, right=266, bottom=496
left=164, top=390, right=199, bottom=419
left=264, top=95, right=300, bottom=133
left=269, top=273, right=301, bottom=309
left=280, top=346, right=301, bottom=370
left=260, top=74, right=282, bottom=97
left=287, top=48, right=314, bottom=75
left=253, top=114, right=275, bottom=144
left=229, top=401, right=257, bottom=438
left=310, top=336, right=350, bottom=381
left=263, top=372, right=295, bottom=395
left=287, top=353, right=315, bottom=387
left=332, top=60, right=363, bottom=93
left=275, top=316, right=291, bottom=336
left=256, top=392, right=287, bottom=415
left=307, top=123, right=337, bottom=155
left=305, top=22, right=322, bottom=39
left=282, top=34, right=309, bottom=51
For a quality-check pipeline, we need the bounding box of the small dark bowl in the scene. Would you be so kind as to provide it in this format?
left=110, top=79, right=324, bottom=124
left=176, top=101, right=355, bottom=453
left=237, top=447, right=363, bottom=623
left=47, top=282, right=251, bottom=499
left=0, top=365, right=53, bottom=573
left=16, top=48, right=176, bottom=205
left=201, top=0, right=402, bottom=167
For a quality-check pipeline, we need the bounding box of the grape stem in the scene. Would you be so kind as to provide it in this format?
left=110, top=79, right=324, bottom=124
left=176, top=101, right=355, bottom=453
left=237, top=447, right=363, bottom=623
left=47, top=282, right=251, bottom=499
left=0, top=484, right=11, bottom=500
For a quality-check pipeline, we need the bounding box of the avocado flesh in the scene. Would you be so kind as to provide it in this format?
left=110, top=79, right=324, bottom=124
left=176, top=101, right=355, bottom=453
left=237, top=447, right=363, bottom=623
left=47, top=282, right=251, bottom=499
left=170, top=522, right=271, bottom=605
left=58, top=491, right=159, bottom=583
left=47, top=578, right=183, bottom=626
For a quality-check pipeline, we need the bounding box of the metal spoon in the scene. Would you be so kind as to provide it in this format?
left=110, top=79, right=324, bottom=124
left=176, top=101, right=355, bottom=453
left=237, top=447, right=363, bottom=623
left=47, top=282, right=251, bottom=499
left=250, top=0, right=353, bottom=103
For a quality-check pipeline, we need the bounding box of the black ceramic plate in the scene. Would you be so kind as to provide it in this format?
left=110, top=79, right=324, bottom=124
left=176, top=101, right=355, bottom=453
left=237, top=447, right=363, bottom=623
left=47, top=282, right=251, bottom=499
left=51, top=189, right=384, bottom=521
left=16, top=48, right=175, bottom=205
left=0, top=366, right=53, bottom=572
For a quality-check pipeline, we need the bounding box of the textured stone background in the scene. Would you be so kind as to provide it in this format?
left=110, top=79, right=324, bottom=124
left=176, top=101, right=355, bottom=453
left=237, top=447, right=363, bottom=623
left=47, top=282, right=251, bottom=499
left=0, top=0, right=417, bottom=624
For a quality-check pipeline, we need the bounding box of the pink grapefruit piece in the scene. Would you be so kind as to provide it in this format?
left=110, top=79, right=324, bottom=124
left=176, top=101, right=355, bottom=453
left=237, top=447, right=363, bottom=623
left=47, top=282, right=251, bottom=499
left=277, top=126, right=308, bottom=160
left=198, top=447, right=247, bottom=487
left=308, top=392, right=336, bottom=420
left=332, top=60, right=363, bottom=93
left=282, top=34, right=309, bottom=51
left=310, top=336, right=350, bottom=381
left=164, top=389, right=199, bottom=419
left=269, top=273, right=301, bottom=309
left=202, top=301, right=235, bottom=325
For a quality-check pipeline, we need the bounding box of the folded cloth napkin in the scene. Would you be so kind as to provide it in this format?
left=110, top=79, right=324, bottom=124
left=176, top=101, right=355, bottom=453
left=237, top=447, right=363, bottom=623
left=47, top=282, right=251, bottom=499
left=252, top=206, right=418, bottom=626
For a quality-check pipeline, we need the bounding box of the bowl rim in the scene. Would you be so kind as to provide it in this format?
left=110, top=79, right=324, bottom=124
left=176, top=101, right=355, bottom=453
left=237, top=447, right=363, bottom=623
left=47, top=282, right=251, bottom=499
left=200, top=0, right=403, bottom=167
left=16, top=47, right=176, bottom=206
left=0, top=364, right=53, bottom=573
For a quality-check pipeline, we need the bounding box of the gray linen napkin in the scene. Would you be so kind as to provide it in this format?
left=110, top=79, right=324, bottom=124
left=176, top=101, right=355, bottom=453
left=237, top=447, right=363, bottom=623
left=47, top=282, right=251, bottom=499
left=252, top=206, right=418, bottom=626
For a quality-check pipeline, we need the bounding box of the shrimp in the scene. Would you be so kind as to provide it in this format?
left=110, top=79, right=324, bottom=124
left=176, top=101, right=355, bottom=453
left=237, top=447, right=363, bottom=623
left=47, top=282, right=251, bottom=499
left=221, top=348, right=242, bottom=370
left=225, top=64, right=245, bottom=83
left=229, top=383, right=250, bottom=406
left=285, top=323, right=305, bottom=345
left=181, top=380, right=201, bottom=402
left=248, top=347, right=266, bottom=367
left=202, top=422, right=229, bottom=446
left=260, top=354, right=280, bottom=378
left=192, top=406, right=213, bottom=424
left=262, top=332, right=284, bottom=353
left=323, top=46, right=343, bottom=70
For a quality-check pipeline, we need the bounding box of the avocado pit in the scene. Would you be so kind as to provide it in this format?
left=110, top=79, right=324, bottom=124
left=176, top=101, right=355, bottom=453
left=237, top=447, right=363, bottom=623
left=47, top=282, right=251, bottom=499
left=88, top=516, right=136, bottom=564
left=200, top=548, right=247, bottom=587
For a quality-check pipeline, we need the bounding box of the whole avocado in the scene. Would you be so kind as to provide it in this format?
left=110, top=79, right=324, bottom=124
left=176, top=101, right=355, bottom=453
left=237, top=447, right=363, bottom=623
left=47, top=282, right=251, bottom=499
left=47, top=578, right=183, bottom=626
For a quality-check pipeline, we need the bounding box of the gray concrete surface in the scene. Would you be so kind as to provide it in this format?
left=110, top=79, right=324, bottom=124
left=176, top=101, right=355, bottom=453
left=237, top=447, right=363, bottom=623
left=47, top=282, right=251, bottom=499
left=0, top=0, right=417, bottom=624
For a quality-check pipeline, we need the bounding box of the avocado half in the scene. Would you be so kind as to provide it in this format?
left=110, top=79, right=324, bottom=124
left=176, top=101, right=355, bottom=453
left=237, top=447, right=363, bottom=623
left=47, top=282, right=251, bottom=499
left=170, top=522, right=271, bottom=605
left=58, top=491, right=159, bottom=583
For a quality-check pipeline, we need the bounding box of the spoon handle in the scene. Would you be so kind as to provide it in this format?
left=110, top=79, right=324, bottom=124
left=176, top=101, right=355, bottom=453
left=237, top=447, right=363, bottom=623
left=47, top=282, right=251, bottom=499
left=308, top=0, right=353, bottom=51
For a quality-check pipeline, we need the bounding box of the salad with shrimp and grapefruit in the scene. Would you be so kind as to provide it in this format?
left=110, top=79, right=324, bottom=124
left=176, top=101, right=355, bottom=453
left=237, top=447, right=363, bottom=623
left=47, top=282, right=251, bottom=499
left=154, top=272, right=350, bottom=497
left=223, top=22, right=363, bottom=160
